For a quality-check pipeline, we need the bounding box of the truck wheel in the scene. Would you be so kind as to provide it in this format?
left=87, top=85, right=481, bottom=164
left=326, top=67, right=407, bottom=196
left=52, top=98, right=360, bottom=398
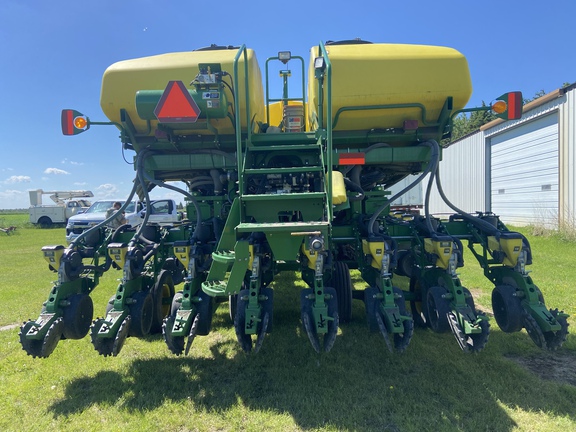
left=38, top=216, right=53, bottom=228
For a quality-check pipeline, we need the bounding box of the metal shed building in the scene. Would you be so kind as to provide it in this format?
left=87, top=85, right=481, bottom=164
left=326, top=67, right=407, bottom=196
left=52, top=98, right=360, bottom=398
left=428, top=84, right=576, bottom=227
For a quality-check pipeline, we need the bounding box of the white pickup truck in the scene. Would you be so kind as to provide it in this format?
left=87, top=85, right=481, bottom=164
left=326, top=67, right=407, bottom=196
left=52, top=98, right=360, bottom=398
left=65, top=198, right=181, bottom=243
left=29, top=189, right=93, bottom=227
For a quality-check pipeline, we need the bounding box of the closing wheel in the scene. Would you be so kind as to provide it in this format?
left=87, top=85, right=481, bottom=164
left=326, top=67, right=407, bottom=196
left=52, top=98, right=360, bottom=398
left=19, top=321, right=43, bottom=358
left=301, top=288, right=320, bottom=353
left=409, top=277, right=429, bottom=328
left=150, top=271, right=175, bottom=334
left=426, top=286, right=451, bottom=333
left=523, top=310, right=546, bottom=349
left=41, top=317, right=64, bottom=358
left=162, top=292, right=184, bottom=356
left=392, top=287, right=414, bottom=353
left=129, top=291, right=154, bottom=337
left=366, top=287, right=413, bottom=352
left=90, top=318, right=114, bottom=357
left=492, top=284, right=523, bottom=333
left=300, top=288, right=339, bottom=353
left=195, top=289, right=214, bottom=336
left=234, top=289, right=253, bottom=353
left=333, top=262, right=353, bottom=323
left=447, top=310, right=490, bottom=353
left=228, top=293, right=238, bottom=323
left=364, top=287, right=380, bottom=333
left=112, top=316, right=131, bottom=356
left=62, top=294, right=94, bottom=340
left=323, top=287, right=339, bottom=352
left=542, top=309, right=569, bottom=350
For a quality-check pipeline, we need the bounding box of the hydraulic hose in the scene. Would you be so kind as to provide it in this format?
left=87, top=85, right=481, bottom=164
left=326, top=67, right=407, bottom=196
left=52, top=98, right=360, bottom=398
left=70, top=163, right=141, bottom=249
left=367, top=140, right=440, bottom=236
left=434, top=164, right=501, bottom=237
left=139, top=151, right=204, bottom=241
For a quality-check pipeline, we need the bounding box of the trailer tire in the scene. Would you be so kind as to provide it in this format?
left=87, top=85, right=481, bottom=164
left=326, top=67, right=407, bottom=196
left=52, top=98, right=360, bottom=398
left=38, top=216, right=53, bottom=228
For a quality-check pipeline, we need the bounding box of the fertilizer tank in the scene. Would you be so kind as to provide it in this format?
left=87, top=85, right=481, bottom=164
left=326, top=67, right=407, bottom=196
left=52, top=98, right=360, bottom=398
left=307, top=41, right=473, bottom=133
left=100, top=45, right=265, bottom=137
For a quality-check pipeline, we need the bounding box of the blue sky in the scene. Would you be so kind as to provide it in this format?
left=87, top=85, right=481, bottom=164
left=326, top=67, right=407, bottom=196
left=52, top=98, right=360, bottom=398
left=1, top=0, right=574, bottom=210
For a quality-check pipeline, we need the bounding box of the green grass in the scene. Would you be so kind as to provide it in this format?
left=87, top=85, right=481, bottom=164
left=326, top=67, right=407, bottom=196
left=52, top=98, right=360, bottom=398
left=1, top=215, right=575, bottom=431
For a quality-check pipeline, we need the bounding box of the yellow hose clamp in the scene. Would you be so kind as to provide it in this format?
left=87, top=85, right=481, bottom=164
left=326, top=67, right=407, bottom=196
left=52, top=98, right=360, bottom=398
left=42, top=245, right=65, bottom=268
left=488, top=236, right=523, bottom=267
left=302, top=236, right=324, bottom=270
left=301, top=243, right=318, bottom=270
left=108, top=243, right=128, bottom=268
left=362, top=239, right=386, bottom=270
left=248, top=244, right=254, bottom=270
left=173, top=242, right=190, bottom=269
left=424, top=238, right=453, bottom=269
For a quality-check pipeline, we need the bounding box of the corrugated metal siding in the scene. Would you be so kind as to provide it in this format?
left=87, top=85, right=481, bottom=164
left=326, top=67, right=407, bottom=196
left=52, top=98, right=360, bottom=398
left=389, top=175, right=423, bottom=206
left=489, top=113, right=559, bottom=226
left=428, top=132, right=486, bottom=215
left=427, top=87, right=574, bottom=226
left=559, top=88, right=576, bottom=225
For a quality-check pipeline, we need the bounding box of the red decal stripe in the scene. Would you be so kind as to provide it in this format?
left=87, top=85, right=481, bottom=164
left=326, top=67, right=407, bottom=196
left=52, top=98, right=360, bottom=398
left=339, top=152, right=365, bottom=165
left=62, top=110, right=73, bottom=135
left=510, top=91, right=522, bottom=119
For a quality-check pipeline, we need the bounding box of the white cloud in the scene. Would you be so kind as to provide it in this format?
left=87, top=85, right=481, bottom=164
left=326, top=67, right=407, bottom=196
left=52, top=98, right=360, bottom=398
left=4, top=175, right=31, bottom=184
left=61, top=158, right=84, bottom=166
left=96, top=183, right=119, bottom=198
left=0, top=189, right=26, bottom=208
left=44, top=168, right=70, bottom=175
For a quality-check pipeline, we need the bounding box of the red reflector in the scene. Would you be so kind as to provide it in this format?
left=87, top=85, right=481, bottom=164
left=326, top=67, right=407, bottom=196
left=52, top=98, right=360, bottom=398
left=403, top=120, right=419, bottom=130
left=62, top=110, right=74, bottom=135
left=154, top=81, right=201, bottom=123
left=339, top=152, right=365, bottom=165
left=508, top=91, right=523, bottom=120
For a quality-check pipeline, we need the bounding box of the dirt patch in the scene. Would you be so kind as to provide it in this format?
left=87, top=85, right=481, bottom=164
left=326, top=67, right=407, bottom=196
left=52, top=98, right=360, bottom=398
left=0, top=324, right=19, bottom=332
left=506, top=352, right=576, bottom=386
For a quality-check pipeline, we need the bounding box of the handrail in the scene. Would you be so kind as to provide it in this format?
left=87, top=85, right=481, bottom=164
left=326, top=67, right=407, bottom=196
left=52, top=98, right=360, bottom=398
left=232, top=45, right=250, bottom=198
left=264, top=55, right=307, bottom=129
left=332, top=103, right=441, bottom=130
left=317, top=41, right=333, bottom=222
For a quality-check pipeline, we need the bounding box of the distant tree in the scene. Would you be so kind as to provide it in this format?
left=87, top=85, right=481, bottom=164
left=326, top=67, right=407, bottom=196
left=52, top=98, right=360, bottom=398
left=524, top=89, right=546, bottom=104
left=445, top=85, right=573, bottom=144
left=446, top=101, right=496, bottom=143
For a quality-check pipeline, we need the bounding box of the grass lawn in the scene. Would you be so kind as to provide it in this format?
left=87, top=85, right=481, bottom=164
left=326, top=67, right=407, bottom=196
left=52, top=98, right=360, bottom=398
left=0, top=213, right=575, bottom=431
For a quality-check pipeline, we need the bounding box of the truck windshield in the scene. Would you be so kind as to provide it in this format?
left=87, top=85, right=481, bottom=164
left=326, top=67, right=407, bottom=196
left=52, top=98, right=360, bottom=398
left=85, top=201, right=136, bottom=213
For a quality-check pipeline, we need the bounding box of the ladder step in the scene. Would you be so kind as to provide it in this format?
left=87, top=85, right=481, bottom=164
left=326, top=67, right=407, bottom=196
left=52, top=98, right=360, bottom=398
left=244, top=166, right=323, bottom=175
left=211, top=250, right=235, bottom=264
left=201, top=280, right=227, bottom=296
left=248, top=144, right=320, bottom=152
left=241, top=192, right=325, bottom=202
left=249, top=133, right=318, bottom=147
left=236, top=221, right=330, bottom=234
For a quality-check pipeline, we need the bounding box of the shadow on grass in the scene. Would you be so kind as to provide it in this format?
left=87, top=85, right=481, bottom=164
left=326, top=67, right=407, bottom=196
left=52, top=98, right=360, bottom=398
left=49, top=289, right=576, bottom=432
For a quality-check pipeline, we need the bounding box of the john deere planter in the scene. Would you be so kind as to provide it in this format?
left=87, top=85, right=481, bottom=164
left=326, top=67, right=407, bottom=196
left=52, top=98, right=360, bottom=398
left=20, top=41, right=568, bottom=358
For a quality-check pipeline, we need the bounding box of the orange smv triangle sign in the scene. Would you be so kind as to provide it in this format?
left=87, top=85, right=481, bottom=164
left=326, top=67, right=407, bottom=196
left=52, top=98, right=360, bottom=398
left=154, top=80, right=201, bottom=123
